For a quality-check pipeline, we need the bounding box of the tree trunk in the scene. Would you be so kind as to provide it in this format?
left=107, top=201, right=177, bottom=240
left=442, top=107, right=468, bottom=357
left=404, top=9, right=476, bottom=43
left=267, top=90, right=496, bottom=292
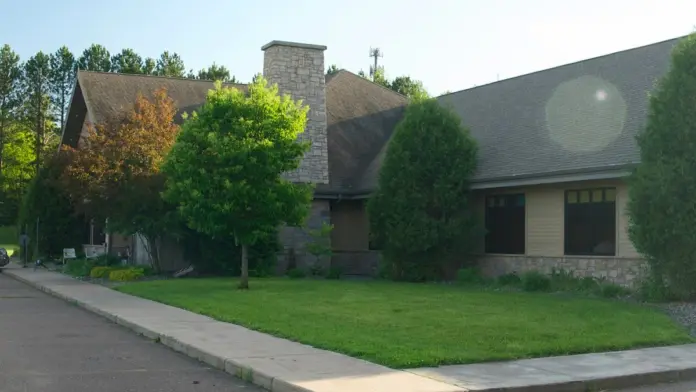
left=239, top=243, right=249, bottom=290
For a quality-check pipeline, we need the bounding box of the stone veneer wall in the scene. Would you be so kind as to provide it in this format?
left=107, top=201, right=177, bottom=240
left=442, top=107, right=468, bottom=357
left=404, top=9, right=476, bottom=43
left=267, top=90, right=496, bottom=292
left=262, top=41, right=329, bottom=184
left=331, top=251, right=381, bottom=276
left=276, top=200, right=331, bottom=273
left=477, top=255, right=647, bottom=287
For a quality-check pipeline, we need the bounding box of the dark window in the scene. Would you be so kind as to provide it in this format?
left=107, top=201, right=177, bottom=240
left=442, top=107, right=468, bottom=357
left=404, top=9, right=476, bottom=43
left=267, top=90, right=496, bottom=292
left=564, top=188, right=616, bottom=256
left=485, top=194, right=525, bottom=254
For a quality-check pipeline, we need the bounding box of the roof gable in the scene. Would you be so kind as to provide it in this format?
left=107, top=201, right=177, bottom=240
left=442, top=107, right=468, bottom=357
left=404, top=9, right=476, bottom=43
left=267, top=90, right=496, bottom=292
left=61, top=71, right=247, bottom=147
left=318, top=70, right=408, bottom=194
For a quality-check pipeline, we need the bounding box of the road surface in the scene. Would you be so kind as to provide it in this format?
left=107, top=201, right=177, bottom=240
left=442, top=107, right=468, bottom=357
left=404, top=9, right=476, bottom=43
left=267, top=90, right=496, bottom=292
left=0, top=272, right=261, bottom=392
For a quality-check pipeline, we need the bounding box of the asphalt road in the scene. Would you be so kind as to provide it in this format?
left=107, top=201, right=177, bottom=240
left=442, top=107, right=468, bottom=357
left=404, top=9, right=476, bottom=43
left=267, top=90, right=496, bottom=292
left=0, top=273, right=262, bottom=392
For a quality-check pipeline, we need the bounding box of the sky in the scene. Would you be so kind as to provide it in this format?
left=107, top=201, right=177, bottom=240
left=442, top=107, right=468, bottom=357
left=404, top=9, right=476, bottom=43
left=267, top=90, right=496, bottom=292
left=2, top=0, right=695, bottom=95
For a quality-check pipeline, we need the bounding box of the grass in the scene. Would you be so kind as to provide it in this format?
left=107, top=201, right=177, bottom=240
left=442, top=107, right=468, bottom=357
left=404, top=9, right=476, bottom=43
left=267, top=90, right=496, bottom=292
left=0, top=226, right=17, bottom=257
left=115, top=278, right=693, bottom=369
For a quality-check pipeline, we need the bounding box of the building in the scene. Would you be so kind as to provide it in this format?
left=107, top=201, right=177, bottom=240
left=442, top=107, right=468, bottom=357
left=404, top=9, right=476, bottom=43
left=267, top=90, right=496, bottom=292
left=60, top=37, right=682, bottom=284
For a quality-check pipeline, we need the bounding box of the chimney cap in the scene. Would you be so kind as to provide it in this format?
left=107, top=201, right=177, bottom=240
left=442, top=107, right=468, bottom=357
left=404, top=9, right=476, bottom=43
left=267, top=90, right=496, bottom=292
left=261, top=40, right=327, bottom=51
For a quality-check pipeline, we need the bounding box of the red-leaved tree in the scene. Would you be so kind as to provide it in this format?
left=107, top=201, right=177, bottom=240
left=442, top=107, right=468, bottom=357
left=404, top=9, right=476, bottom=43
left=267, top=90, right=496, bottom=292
left=61, top=88, right=180, bottom=271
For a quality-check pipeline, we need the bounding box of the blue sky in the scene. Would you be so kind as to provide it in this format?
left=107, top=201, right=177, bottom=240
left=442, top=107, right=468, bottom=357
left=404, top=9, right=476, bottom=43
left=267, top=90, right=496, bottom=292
left=2, top=0, right=695, bottom=95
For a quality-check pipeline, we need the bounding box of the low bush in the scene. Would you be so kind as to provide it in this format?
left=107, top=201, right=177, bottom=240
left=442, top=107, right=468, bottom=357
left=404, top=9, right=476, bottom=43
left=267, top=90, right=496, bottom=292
left=308, top=264, right=325, bottom=277
left=326, top=266, right=342, bottom=280
left=521, top=271, right=552, bottom=292
left=599, top=283, right=631, bottom=298
left=89, top=266, right=113, bottom=279
left=456, top=267, right=487, bottom=285
left=109, top=268, right=145, bottom=282
left=496, top=273, right=521, bottom=286
left=287, top=268, right=306, bottom=279
left=93, top=254, right=123, bottom=267
left=64, top=259, right=95, bottom=277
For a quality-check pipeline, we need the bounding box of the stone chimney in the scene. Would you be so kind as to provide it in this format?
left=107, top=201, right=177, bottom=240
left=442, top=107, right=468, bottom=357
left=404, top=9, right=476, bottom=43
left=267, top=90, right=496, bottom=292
left=261, top=40, right=329, bottom=185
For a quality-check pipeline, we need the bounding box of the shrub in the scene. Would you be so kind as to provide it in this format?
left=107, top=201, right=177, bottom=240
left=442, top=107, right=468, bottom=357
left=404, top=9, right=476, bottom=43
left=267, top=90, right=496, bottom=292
left=367, top=98, right=480, bottom=282
left=93, top=254, right=123, bottom=267
left=108, top=268, right=145, bottom=281
left=628, top=34, right=696, bottom=300
left=496, top=273, right=521, bottom=286
left=18, top=153, right=86, bottom=261
left=637, top=272, right=676, bottom=302
left=456, top=267, right=486, bottom=285
left=521, top=271, right=551, bottom=292
left=64, top=259, right=95, bottom=277
left=598, top=283, right=630, bottom=299
left=326, top=266, right=342, bottom=280
left=308, top=264, right=324, bottom=277
left=286, top=268, right=306, bottom=279
left=90, top=266, right=113, bottom=279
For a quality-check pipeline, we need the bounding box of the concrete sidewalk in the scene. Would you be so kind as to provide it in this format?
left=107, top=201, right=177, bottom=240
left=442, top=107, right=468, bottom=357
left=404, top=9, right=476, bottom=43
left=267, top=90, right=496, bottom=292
left=5, top=266, right=696, bottom=392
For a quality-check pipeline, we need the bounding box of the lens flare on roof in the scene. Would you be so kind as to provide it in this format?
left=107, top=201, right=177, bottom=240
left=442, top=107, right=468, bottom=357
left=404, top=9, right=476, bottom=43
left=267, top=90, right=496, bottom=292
left=545, top=75, right=626, bottom=153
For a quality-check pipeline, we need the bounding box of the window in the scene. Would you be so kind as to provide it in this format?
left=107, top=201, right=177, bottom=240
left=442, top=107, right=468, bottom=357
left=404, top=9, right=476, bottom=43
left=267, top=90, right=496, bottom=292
left=485, top=194, right=525, bottom=254
left=564, top=188, right=616, bottom=256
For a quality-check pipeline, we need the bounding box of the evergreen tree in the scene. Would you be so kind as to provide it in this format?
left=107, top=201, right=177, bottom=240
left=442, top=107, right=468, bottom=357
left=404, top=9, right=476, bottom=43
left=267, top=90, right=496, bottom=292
left=0, top=44, right=23, bottom=174
left=24, top=51, right=53, bottom=172
left=77, top=44, right=111, bottom=72
left=367, top=99, right=479, bottom=281
left=111, top=48, right=143, bottom=74
left=155, top=51, right=185, bottom=77
left=49, top=46, right=76, bottom=129
left=628, top=34, right=696, bottom=299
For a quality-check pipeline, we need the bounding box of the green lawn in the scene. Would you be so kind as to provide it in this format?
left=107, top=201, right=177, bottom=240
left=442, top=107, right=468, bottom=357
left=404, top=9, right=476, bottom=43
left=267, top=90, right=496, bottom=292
left=116, top=278, right=693, bottom=368
left=0, top=226, right=17, bottom=257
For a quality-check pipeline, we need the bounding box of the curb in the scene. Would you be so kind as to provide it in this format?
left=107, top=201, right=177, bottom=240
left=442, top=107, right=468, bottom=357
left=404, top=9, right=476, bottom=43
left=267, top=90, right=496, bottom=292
left=7, top=269, right=696, bottom=392
left=4, top=270, right=316, bottom=392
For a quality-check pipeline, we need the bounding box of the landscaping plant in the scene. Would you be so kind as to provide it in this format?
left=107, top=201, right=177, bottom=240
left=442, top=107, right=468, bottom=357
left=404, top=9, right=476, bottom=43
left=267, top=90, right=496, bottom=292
left=162, top=78, right=313, bottom=289
left=628, top=33, right=696, bottom=300
left=61, top=88, right=181, bottom=273
left=367, top=98, right=480, bottom=281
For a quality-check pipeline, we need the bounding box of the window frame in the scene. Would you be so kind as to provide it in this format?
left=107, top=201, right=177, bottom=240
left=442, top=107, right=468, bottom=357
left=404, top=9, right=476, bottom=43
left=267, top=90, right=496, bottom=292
left=484, top=193, right=526, bottom=255
left=563, top=187, right=617, bottom=257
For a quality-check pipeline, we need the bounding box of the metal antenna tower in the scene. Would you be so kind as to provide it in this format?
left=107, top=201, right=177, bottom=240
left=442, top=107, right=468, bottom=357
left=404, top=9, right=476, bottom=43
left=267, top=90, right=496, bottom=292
left=369, top=47, right=383, bottom=79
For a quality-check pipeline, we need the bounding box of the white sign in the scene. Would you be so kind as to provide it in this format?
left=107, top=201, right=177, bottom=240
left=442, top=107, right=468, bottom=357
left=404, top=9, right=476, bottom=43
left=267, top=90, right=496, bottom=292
left=63, top=248, right=76, bottom=259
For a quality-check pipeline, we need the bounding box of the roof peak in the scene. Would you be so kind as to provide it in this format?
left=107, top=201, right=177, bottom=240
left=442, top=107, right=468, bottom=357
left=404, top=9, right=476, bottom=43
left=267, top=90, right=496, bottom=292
left=76, top=70, right=246, bottom=85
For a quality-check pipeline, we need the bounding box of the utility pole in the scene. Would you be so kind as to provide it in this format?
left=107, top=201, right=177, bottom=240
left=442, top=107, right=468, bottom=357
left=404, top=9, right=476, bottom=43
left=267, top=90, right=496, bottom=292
left=369, top=47, right=383, bottom=80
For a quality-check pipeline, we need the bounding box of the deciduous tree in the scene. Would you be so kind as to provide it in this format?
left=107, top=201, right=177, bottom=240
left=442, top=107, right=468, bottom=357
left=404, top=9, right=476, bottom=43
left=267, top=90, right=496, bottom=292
left=77, top=44, right=111, bottom=72
left=390, top=76, right=429, bottom=100
left=61, top=88, right=180, bottom=271
left=367, top=99, right=479, bottom=281
left=162, top=78, right=313, bottom=289
left=628, top=34, right=696, bottom=300
left=326, top=64, right=340, bottom=76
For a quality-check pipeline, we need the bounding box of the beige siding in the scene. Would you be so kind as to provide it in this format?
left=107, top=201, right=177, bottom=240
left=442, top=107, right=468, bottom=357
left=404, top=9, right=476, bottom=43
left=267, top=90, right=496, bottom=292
left=526, top=187, right=564, bottom=256
left=331, top=200, right=369, bottom=251
left=476, top=179, right=639, bottom=259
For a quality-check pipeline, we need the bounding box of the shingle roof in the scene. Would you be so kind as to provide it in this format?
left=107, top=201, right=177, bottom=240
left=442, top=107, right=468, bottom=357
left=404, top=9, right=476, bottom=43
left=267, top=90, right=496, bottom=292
left=436, top=36, right=682, bottom=183
left=78, top=71, right=247, bottom=124
left=63, top=69, right=408, bottom=196
left=316, top=70, right=408, bottom=194
left=64, top=35, right=683, bottom=196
